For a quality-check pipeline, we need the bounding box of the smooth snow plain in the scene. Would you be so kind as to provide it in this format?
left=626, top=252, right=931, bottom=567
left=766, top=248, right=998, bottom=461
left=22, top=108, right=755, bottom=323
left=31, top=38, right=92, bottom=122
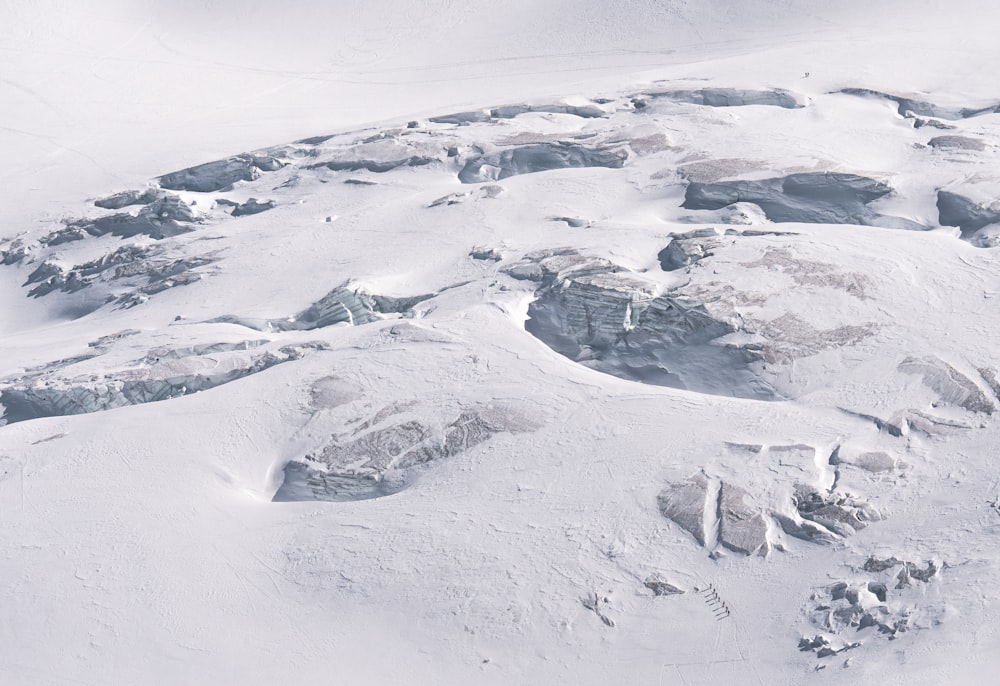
left=3, top=2, right=1000, bottom=684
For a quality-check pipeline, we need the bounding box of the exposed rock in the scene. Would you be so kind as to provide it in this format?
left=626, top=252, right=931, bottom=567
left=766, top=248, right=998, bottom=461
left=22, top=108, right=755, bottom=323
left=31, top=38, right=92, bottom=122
left=657, top=475, right=709, bottom=546
left=159, top=154, right=282, bottom=192
left=717, top=482, right=769, bottom=555
left=898, top=356, right=994, bottom=414
left=458, top=143, right=627, bottom=184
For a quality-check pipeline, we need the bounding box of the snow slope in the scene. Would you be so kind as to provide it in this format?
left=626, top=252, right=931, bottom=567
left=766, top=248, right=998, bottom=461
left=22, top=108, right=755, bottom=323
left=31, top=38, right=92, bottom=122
left=3, top=2, right=1000, bottom=684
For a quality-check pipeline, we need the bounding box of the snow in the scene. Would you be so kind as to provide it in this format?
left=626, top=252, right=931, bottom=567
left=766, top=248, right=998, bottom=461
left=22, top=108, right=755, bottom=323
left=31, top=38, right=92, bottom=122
left=3, top=1, right=1000, bottom=684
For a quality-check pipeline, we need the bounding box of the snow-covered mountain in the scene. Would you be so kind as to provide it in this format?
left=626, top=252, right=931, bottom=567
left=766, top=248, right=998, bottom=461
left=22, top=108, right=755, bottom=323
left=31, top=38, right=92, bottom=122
left=3, top=2, right=1000, bottom=684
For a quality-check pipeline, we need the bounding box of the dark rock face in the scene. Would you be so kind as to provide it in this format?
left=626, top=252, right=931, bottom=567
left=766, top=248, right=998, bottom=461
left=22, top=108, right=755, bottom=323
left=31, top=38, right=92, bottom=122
left=458, top=143, right=626, bottom=184
left=683, top=173, right=896, bottom=226
left=158, top=154, right=282, bottom=192
left=645, top=88, right=803, bottom=109
left=937, top=190, right=1000, bottom=238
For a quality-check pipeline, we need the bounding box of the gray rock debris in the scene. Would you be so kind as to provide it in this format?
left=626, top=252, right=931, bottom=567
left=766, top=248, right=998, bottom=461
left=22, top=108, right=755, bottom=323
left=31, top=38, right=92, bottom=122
left=458, top=143, right=626, bottom=184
